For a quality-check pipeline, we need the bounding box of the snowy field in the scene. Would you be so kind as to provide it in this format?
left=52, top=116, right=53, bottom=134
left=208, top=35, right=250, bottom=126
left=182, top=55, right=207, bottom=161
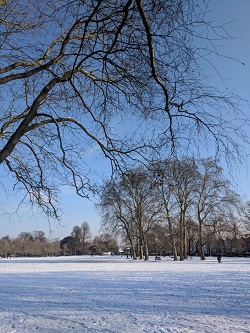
left=0, top=256, right=249, bottom=333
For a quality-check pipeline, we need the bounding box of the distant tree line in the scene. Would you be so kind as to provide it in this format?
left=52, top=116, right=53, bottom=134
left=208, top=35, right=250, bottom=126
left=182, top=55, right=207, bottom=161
left=0, top=221, right=120, bottom=258
left=99, top=158, right=250, bottom=260
left=0, top=231, right=61, bottom=258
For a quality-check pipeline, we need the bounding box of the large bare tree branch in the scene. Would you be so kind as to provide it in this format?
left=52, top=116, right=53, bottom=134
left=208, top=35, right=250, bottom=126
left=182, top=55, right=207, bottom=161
left=0, top=0, right=248, bottom=218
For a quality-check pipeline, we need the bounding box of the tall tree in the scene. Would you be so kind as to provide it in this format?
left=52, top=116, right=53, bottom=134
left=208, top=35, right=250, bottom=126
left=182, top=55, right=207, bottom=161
left=155, top=159, right=198, bottom=260
left=32, top=230, right=46, bottom=242
left=70, top=225, right=82, bottom=255
left=100, top=179, right=138, bottom=259
left=0, top=1, right=246, bottom=219
left=100, top=167, right=161, bottom=260
left=152, top=161, right=179, bottom=260
left=194, top=158, right=240, bottom=259
left=81, top=221, right=92, bottom=254
left=171, top=159, right=198, bottom=260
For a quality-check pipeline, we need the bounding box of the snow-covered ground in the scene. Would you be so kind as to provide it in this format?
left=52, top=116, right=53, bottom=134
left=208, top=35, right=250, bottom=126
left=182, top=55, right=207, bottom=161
left=0, top=256, right=249, bottom=333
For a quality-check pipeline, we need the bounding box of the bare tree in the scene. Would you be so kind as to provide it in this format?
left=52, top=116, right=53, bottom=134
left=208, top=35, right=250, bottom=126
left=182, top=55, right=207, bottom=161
left=152, top=161, right=180, bottom=260
left=100, top=167, right=161, bottom=260
left=69, top=222, right=92, bottom=254
left=155, top=159, right=198, bottom=260
left=122, top=168, right=161, bottom=260
left=0, top=0, right=247, bottom=220
left=18, top=232, right=33, bottom=241
left=100, top=179, right=138, bottom=259
left=32, top=230, right=46, bottom=242
left=70, top=225, right=82, bottom=255
left=172, top=159, right=199, bottom=260
left=194, top=158, right=240, bottom=259
left=81, top=221, right=92, bottom=254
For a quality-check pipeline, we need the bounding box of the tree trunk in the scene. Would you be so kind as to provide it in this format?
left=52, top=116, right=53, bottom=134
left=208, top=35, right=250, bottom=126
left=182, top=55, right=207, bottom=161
left=198, top=220, right=206, bottom=260
left=183, top=217, right=188, bottom=259
left=168, top=218, right=178, bottom=261
left=131, top=242, right=137, bottom=260
left=139, top=239, right=144, bottom=260
left=144, top=237, right=149, bottom=261
left=125, top=230, right=137, bottom=259
left=179, top=217, right=184, bottom=261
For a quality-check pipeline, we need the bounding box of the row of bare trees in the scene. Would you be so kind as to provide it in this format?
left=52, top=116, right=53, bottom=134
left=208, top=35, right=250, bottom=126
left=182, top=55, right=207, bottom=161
left=100, top=158, right=248, bottom=260
left=0, top=221, right=120, bottom=257
left=0, top=231, right=61, bottom=258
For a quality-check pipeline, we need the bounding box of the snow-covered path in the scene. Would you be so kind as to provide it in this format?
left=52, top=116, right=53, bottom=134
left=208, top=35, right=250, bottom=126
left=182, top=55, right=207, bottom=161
left=0, top=256, right=249, bottom=332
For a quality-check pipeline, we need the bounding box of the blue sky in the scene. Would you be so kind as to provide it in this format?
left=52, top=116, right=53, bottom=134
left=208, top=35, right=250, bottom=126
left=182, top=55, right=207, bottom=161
left=207, top=0, right=250, bottom=193
left=1, top=0, right=250, bottom=240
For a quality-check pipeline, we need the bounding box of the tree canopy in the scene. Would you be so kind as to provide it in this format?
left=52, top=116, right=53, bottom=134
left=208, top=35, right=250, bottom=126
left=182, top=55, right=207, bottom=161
left=0, top=0, right=248, bottom=218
